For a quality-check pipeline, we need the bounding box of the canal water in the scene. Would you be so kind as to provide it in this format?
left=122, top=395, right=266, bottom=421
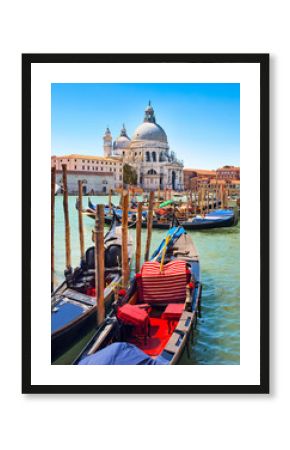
left=54, top=195, right=240, bottom=365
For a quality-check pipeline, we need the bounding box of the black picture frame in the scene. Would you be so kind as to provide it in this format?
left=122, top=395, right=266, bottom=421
left=22, top=53, right=269, bottom=394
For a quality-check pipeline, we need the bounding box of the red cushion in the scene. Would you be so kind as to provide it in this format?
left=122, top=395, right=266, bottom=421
left=137, top=260, right=187, bottom=304
left=117, top=304, right=149, bottom=326
left=162, top=303, right=184, bottom=320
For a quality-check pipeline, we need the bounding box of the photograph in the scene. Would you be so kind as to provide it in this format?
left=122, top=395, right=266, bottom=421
left=22, top=54, right=269, bottom=393
left=51, top=84, right=240, bottom=366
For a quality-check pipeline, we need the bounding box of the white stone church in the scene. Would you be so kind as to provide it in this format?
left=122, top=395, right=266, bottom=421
left=103, top=102, right=184, bottom=191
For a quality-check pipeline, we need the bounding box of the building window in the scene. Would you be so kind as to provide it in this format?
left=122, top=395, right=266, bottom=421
left=152, top=152, right=156, bottom=162
left=101, top=168, right=103, bottom=171
left=119, top=175, right=122, bottom=180
left=82, top=166, right=85, bottom=170
left=75, top=159, right=77, bottom=163
left=146, top=152, right=150, bottom=162
left=87, top=166, right=90, bottom=170
left=82, top=160, right=85, bottom=163
left=75, top=165, right=77, bottom=169
left=148, top=169, right=157, bottom=175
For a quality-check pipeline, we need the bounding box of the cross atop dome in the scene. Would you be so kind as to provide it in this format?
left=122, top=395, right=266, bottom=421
left=144, top=101, right=156, bottom=123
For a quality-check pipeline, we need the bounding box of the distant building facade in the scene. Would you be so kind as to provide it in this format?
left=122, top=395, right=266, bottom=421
left=184, top=166, right=240, bottom=191
left=183, top=168, right=216, bottom=190
left=51, top=154, right=123, bottom=194
left=216, top=165, right=240, bottom=180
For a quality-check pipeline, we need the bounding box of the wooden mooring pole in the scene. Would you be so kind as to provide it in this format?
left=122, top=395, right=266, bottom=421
left=51, top=167, right=56, bottom=292
left=109, top=188, right=112, bottom=213
left=215, top=172, right=218, bottom=210
left=145, top=191, right=154, bottom=261
left=186, top=191, right=189, bottom=219
left=122, top=191, right=130, bottom=288
left=220, top=184, right=224, bottom=209
left=225, top=187, right=228, bottom=209
left=95, top=204, right=105, bottom=325
left=194, top=185, right=197, bottom=215
left=200, top=187, right=204, bottom=215
left=135, top=202, right=143, bottom=273
left=78, top=180, right=85, bottom=262
left=62, top=164, right=72, bottom=272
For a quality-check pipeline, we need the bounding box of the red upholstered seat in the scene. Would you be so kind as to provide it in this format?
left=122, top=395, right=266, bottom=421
left=117, top=304, right=149, bottom=327
left=162, top=303, right=184, bottom=320
left=117, top=304, right=150, bottom=344
left=136, top=260, right=188, bottom=304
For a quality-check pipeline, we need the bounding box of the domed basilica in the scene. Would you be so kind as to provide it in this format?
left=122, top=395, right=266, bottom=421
left=103, top=102, right=184, bottom=191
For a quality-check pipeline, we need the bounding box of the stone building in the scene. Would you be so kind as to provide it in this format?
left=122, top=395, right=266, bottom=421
left=183, top=168, right=217, bottom=190
left=216, top=165, right=240, bottom=180
left=51, top=154, right=123, bottom=194
left=103, top=102, right=184, bottom=191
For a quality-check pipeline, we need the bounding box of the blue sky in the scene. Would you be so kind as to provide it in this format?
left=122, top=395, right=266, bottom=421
left=51, top=83, right=240, bottom=169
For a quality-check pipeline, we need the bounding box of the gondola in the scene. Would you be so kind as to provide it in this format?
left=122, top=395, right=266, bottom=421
left=103, top=208, right=238, bottom=230
left=76, top=198, right=148, bottom=222
left=73, top=219, right=202, bottom=366
left=51, top=212, right=133, bottom=362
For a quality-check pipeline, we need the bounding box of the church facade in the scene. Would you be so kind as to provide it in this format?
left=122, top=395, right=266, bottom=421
left=103, top=102, right=184, bottom=191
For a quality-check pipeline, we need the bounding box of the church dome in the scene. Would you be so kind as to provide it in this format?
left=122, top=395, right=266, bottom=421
left=132, top=122, right=168, bottom=143
left=113, top=124, right=131, bottom=149
left=132, top=102, right=168, bottom=143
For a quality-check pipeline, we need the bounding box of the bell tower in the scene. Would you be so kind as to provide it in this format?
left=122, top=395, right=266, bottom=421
left=103, top=127, right=112, bottom=157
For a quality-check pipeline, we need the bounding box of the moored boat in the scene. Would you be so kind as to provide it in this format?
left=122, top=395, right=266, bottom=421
left=103, top=208, right=238, bottom=230
left=76, top=198, right=148, bottom=222
left=74, top=222, right=202, bottom=365
left=51, top=213, right=133, bottom=362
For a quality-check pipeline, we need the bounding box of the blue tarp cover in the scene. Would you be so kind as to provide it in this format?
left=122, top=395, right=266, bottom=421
left=150, top=226, right=185, bottom=261
left=78, top=342, right=167, bottom=365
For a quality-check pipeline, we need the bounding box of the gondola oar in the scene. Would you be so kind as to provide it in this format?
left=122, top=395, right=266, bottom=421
left=160, top=235, right=171, bottom=273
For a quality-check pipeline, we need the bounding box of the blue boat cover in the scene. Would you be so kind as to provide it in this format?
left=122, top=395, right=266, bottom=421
left=208, top=209, right=234, bottom=216
left=51, top=302, right=85, bottom=333
left=78, top=342, right=168, bottom=365
left=150, top=226, right=186, bottom=261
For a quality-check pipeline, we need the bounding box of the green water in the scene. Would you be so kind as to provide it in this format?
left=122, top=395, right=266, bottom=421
left=54, top=195, right=240, bottom=365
